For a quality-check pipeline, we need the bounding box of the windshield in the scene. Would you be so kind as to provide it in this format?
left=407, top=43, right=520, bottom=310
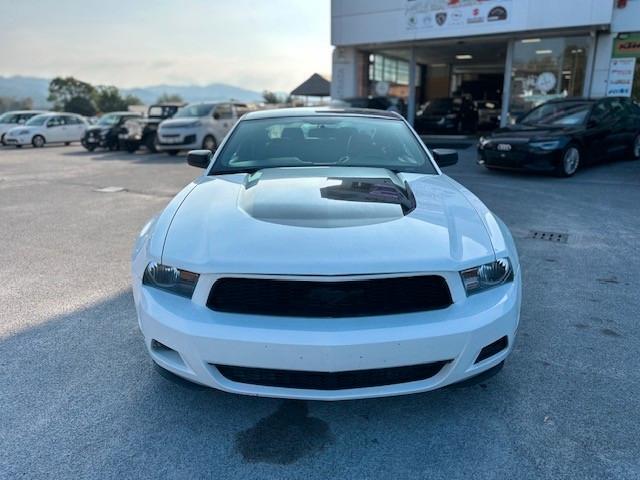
left=25, top=115, right=49, bottom=126
left=96, top=113, right=120, bottom=126
left=212, top=115, right=436, bottom=175
left=520, top=102, right=591, bottom=126
left=0, top=113, right=18, bottom=123
left=175, top=104, right=214, bottom=118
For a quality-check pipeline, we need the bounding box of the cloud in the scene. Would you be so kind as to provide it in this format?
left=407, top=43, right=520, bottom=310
left=0, top=0, right=332, bottom=91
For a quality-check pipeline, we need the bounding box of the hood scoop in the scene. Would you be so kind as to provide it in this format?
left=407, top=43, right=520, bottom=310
left=238, top=167, right=416, bottom=228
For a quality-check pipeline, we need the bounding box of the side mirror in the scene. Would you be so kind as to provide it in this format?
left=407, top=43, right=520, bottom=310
left=432, top=148, right=458, bottom=168
left=187, top=149, right=212, bottom=168
left=213, top=111, right=220, bottom=120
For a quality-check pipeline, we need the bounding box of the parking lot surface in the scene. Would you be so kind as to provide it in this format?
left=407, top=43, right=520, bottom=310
left=1, top=144, right=639, bottom=479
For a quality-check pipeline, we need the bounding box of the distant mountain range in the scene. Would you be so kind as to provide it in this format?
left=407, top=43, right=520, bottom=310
left=0, top=76, right=263, bottom=107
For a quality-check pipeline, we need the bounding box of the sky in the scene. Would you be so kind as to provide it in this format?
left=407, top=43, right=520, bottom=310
left=0, top=0, right=332, bottom=92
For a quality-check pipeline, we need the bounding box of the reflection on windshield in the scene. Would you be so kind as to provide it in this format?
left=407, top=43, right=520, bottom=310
left=213, top=116, right=436, bottom=175
left=97, top=114, right=119, bottom=126
left=520, top=102, right=591, bottom=126
left=175, top=104, right=215, bottom=118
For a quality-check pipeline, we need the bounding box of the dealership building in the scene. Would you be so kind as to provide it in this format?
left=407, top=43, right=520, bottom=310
left=330, top=0, right=640, bottom=125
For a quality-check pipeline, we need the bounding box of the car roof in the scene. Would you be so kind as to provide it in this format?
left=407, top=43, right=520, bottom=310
left=4, top=110, right=48, bottom=114
left=102, top=111, right=140, bottom=115
left=242, top=107, right=403, bottom=121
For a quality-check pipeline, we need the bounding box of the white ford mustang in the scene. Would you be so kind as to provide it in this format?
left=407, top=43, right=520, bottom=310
left=132, top=108, right=521, bottom=400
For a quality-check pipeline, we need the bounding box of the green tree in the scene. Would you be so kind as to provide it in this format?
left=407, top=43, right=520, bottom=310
left=65, top=96, right=97, bottom=116
left=156, top=93, right=184, bottom=103
left=95, top=86, right=142, bottom=112
left=47, top=77, right=96, bottom=111
left=262, top=90, right=281, bottom=104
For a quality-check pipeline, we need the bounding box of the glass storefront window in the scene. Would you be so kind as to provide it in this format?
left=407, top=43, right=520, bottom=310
left=509, top=36, right=590, bottom=121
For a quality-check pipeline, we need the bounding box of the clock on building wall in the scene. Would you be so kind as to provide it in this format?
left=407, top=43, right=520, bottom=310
left=536, top=72, right=557, bottom=93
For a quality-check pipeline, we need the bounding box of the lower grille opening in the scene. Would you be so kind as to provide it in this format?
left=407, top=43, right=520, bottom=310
left=150, top=339, right=186, bottom=369
left=475, top=336, right=509, bottom=364
left=213, top=361, right=450, bottom=390
left=207, top=276, right=452, bottom=318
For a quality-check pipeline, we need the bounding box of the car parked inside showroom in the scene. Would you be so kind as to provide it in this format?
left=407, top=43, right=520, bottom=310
left=414, top=97, right=479, bottom=134
left=132, top=107, right=521, bottom=400
left=478, top=97, right=640, bottom=176
left=3, top=112, right=87, bottom=148
left=82, top=111, right=142, bottom=151
left=156, top=102, right=252, bottom=155
left=119, top=103, right=184, bottom=153
left=0, top=110, right=48, bottom=145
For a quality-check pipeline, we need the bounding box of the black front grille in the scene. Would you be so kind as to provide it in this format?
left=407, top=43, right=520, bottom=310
left=214, top=361, right=450, bottom=390
left=207, top=276, right=452, bottom=318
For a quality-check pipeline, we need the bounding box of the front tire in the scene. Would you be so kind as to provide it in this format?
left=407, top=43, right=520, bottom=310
left=1, top=133, right=6, bottom=146
left=32, top=135, right=45, bottom=148
left=144, top=134, right=158, bottom=153
left=556, top=144, right=580, bottom=177
left=202, top=134, right=217, bottom=151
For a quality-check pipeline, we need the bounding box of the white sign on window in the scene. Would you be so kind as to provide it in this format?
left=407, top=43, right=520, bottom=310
left=606, top=58, right=636, bottom=97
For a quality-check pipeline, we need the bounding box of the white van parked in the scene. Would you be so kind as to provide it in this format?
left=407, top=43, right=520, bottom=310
left=156, top=102, right=251, bottom=155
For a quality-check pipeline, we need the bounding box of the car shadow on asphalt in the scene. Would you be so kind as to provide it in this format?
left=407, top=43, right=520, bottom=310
left=2, top=288, right=514, bottom=476
left=60, top=148, right=188, bottom=165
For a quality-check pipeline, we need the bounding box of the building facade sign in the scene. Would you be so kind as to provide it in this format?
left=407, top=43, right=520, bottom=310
left=405, top=0, right=513, bottom=33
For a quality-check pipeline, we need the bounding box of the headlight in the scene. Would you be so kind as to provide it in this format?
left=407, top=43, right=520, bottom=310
left=529, top=140, right=562, bottom=151
left=18, top=129, right=30, bottom=135
left=142, top=262, right=199, bottom=298
left=479, top=136, right=491, bottom=147
left=445, top=113, right=457, bottom=120
left=187, top=121, right=201, bottom=128
left=460, top=258, right=513, bottom=295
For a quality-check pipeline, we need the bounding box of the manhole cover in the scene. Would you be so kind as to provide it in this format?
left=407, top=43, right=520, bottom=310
left=94, top=186, right=126, bottom=193
left=528, top=230, right=568, bottom=243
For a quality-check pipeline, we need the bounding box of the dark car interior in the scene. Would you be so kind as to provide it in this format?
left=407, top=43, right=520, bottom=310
left=210, top=116, right=438, bottom=174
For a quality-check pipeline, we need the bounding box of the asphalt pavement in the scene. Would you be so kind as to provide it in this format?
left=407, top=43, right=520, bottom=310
left=1, top=142, right=639, bottom=479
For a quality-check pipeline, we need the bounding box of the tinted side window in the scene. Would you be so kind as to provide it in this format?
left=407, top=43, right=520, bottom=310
left=215, top=104, right=233, bottom=120
left=590, top=102, right=609, bottom=123
left=48, top=116, right=63, bottom=127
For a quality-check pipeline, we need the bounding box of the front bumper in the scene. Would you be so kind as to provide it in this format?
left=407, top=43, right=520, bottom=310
left=478, top=146, right=561, bottom=172
left=3, top=135, right=29, bottom=146
left=133, top=271, right=521, bottom=400
left=156, top=131, right=199, bottom=151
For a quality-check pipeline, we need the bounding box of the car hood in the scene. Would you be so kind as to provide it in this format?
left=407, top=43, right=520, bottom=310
left=160, top=117, right=201, bottom=128
left=490, top=124, right=579, bottom=141
left=6, top=125, right=37, bottom=135
left=159, top=167, right=497, bottom=275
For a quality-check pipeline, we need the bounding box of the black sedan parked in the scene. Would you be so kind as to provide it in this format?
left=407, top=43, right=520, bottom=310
left=82, top=111, right=142, bottom=151
left=478, top=97, right=640, bottom=177
left=414, top=97, right=478, bottom=134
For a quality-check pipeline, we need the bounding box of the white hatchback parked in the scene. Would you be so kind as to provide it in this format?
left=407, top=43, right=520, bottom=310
left=4, top=112, right=88, bottom=148
left=156, top=102, right=250, bottom=155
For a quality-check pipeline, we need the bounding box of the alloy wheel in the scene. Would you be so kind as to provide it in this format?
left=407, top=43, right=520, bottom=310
left=203, top=135, right=216, bottom=151
left=563, top=146, right=580, bottom=176
left=32, top=136, right=45, bottom=148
